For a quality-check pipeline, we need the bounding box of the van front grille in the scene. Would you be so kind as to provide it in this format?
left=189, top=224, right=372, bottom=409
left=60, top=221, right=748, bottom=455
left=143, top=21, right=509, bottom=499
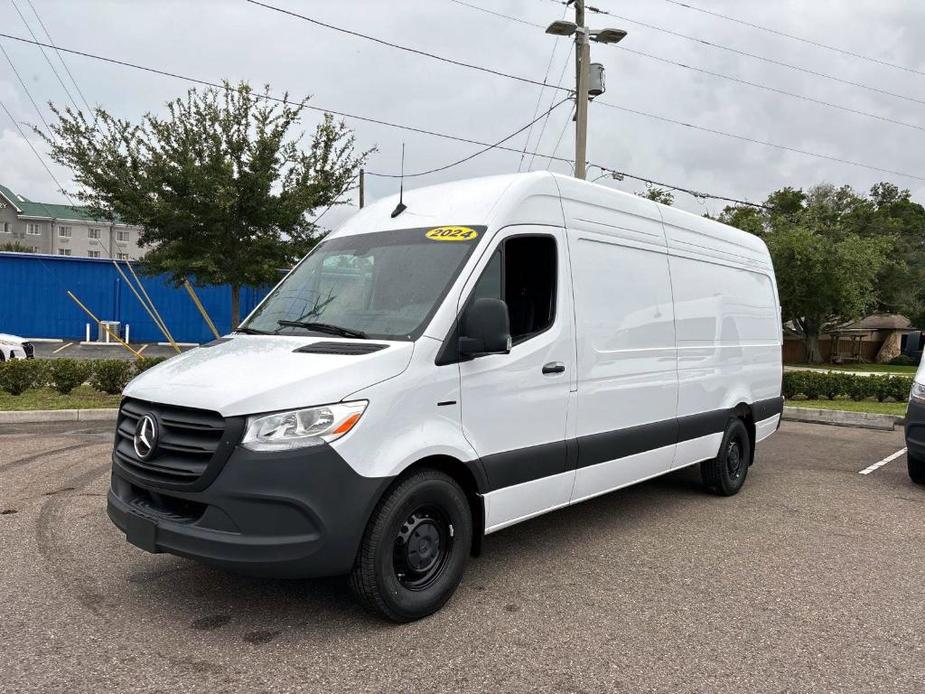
left=114, top=398, right=241, bottom=489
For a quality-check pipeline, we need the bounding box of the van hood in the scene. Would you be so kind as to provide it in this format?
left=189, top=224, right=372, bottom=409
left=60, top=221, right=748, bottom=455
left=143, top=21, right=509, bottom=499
left=123, top=335, right=415, bottom=417
left=0, top=333, right=24, bottom=345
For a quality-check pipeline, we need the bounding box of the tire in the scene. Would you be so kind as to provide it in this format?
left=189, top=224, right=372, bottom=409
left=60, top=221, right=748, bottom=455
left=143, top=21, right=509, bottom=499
left=701, top=418, right=751, bottom=496
left=350, top=469, right=472, bottom=622
left=909, top=454, right=925, bottom=485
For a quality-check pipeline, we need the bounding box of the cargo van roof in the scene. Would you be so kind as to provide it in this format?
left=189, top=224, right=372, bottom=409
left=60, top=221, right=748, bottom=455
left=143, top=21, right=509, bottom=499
left=332, top=172, right=769, bottom=265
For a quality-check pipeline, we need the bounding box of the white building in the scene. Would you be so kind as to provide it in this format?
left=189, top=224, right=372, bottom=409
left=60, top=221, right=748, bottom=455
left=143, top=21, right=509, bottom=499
left=0, top=183, right=145, bottom=259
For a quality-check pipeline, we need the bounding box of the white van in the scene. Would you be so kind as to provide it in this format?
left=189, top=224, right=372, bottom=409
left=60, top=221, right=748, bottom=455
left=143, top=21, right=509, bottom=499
left=107, top=172, right=783, bottom=621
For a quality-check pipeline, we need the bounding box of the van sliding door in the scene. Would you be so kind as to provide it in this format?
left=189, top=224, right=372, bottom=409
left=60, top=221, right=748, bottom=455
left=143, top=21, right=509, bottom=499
left=568, top=231, right=680, bottom=503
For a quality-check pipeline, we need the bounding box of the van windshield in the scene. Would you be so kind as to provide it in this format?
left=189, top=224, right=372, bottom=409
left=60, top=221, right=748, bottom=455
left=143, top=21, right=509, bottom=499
left=242, top=226, right=484, bottom=341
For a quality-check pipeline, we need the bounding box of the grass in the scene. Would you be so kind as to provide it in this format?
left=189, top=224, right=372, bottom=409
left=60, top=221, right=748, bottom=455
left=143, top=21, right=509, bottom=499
left=0, top=386, right=121, bottom=411
left=786, top=362, right=917, bottom=374
left=789, top=398, right=907, bottom=416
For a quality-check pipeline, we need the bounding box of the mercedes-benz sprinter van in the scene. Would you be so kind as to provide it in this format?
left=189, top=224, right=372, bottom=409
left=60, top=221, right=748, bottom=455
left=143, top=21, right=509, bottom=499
left=107, top=172, right=783, bottom=622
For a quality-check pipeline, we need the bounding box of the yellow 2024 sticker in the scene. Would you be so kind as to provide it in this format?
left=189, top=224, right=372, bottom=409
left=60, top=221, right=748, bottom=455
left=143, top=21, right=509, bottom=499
left=425, top=226, right=479, bottom=241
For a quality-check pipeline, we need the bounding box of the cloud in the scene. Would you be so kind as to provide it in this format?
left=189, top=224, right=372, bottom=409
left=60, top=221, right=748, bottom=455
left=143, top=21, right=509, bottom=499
left=0, top=0, right=922, bottom=216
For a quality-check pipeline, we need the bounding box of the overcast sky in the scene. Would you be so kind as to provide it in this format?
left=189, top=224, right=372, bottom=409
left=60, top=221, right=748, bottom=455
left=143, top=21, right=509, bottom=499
left=1, top=0, right=924, bottom=226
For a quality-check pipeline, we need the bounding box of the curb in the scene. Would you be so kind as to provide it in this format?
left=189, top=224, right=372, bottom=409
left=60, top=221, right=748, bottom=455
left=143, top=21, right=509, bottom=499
left=0, top=408, right=118, bottom=424
left=782, top=406, right=902, bottom=431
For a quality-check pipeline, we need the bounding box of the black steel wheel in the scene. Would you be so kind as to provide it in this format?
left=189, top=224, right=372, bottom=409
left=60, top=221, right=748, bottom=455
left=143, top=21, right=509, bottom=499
left=350, top=469, right=472, bottom=622
left=701, top=417, right=751, bottom=496
left=393, top=506, right=453, bottom=591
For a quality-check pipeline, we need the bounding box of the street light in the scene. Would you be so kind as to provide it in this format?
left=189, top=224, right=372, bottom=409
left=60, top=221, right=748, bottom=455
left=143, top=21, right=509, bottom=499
left=590, top=28, right=627, bottom=44
left=545, top=20, right=577, bottom=37
left=545, top=3, right=627, bottom=180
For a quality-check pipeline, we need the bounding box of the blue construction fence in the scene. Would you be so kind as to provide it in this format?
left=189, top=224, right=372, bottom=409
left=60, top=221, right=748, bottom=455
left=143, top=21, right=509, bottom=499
left=0, top=252, right=272, bottom=344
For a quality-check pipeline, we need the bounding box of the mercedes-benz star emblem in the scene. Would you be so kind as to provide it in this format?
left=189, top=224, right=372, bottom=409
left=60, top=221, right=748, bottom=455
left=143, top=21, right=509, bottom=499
left=133, top=414, right=158, bottom=460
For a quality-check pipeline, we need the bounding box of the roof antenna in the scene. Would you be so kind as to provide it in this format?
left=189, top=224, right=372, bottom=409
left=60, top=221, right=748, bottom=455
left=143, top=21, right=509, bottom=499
left=390, top=143, right=407, bottom=218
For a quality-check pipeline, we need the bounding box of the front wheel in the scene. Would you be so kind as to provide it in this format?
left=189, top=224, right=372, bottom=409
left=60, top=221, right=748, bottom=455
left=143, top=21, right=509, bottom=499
left=701, top=418, right=751, bottom=496
left=909, top=453, right=925, bottom=485
left=350, top=469, right=472, bottom=622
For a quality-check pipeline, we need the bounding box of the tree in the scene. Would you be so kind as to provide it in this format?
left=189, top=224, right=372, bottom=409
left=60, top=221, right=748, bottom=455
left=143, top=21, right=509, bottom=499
left=766, top=226, right=887, bottom=362
left=39, top=82, right=371, bottom=326
left=636, top=184, right=674, bottom=206
left=720, top=184, right=891, bottom=363
left=0, top=241, right=36, bottom=253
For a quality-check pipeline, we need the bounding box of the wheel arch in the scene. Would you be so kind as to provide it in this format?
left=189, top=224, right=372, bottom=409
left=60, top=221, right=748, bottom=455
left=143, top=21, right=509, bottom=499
left=731, top=401, right=756, bottom=463
left=382, top=454, right=487, bottom=557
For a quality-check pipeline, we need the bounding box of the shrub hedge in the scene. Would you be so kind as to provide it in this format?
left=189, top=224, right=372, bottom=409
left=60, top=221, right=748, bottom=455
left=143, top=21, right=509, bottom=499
left=783, top=370, right=912, bottom=403
left=0, top=355, right=171, bottom=397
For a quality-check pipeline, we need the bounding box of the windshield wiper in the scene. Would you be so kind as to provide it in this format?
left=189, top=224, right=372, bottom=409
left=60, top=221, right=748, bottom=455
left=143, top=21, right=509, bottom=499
left=277, top=320, right=367, bottom=339
left=234, top=326, right=272, bottom=335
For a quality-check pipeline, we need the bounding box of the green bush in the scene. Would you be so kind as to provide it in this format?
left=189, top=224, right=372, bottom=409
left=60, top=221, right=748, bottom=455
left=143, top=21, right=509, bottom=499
left=888, top=354, right=916, bottom=366
left=46, top=359, right=93, bottom=395
left=0, top=359, right=45, bottom=395
left=135, top=356, right=168, bottom=373
left=783, top=370, right=913, bottom=403
left=90, top=359, right=135, bottom=395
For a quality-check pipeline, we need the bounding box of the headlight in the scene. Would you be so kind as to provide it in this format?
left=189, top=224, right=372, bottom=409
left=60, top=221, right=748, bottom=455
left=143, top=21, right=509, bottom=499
left=911, top=382, right=925, bottom=404
left=242, top=401, right=367, bottom=452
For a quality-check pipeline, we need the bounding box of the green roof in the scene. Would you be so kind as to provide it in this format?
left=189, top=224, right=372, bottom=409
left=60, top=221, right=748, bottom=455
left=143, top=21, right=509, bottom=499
left=0, top=183, right=114, bottom=223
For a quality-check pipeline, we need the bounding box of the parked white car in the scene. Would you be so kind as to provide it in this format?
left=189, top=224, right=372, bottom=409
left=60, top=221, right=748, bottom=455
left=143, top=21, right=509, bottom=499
left=0, top=332, right=34, bottom=361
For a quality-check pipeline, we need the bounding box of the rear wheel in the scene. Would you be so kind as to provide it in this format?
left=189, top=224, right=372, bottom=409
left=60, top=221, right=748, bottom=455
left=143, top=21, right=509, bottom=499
left=350, top=469, right=472, bottom=622
left=909, top=453, right=925, bottom=485
left=701, top=418, right=751, bottom=496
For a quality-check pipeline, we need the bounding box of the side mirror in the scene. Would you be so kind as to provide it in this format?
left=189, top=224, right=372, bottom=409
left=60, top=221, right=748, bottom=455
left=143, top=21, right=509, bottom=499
left=459, top=298, right=512, bottom=357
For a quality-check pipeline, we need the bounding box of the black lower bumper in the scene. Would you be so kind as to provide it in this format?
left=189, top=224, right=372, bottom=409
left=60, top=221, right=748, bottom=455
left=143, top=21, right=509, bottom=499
left=905, top=399, right=925, bottom=462
left=107, top=444, right=393, bottom=578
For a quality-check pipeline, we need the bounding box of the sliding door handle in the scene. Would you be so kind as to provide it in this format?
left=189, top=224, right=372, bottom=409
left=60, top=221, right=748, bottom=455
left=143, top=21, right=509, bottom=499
left=542, top=361, right=566, bottom=375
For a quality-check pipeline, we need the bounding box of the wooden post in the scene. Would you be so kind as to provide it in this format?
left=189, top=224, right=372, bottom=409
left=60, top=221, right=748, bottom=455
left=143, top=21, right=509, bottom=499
left=183, top=278, right=221, bottom=340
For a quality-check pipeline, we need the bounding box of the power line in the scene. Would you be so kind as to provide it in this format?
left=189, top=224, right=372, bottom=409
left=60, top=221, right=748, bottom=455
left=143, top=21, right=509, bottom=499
left=8, top=0, right=79, bottom=111
left=544, top=103, right=576, bottom=172
left=2, top=31, right=922, bottom=186
left=0, top=32, right=769, bottom=210
left=527, top=43, right=573, bottom=171
left=457, top=0, right=925, bottom=133
left=243, top=0, right=569, bottom=94
left=588, top=164, right=768, bottom=210
left=510, top=0, right=566, bottom=172
left=543, top=0, right=925, bottom=107
left=368, top=97, right=571, bottom=178
left=594, top=99, right=925, bottom=182
left=658, top=0, right=925, bottom=78
left=615, top=44, right=925, bottom=134
left=23, top=0, right=93, bottom=112
left=0, top=96, right=72, bottom=207
left=0, top=40, right=54, bottom=133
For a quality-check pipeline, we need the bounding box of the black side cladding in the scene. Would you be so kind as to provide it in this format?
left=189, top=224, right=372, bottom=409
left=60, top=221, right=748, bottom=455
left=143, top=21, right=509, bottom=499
left=476, top=397, right=784, bottom=492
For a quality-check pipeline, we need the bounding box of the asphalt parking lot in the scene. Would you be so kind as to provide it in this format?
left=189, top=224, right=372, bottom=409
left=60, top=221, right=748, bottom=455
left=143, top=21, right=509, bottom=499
left=0, top=420, right=922, bottom=693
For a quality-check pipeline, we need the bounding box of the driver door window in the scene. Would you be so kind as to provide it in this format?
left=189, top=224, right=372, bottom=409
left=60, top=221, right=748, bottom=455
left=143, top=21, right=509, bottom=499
left=469, top=235, right=557, bottom=344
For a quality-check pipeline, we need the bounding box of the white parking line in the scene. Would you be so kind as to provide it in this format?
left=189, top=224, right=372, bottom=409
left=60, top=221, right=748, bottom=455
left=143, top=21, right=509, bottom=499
left=52, top=342, right=73, bottom=354
left=859, top=448, right=907, bottom=475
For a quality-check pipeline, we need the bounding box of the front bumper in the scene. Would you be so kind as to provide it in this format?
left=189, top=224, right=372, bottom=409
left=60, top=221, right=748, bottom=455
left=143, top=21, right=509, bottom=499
left=107, top=443, right=393, bottom=578
left=905, top=399, right=925, bottom=462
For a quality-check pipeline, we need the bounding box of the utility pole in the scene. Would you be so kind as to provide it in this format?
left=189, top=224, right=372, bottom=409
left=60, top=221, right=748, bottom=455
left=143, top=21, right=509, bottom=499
left=358, top=168, right=365, bottom=209
left=574, top=0, right=589, bottom=180
left=545, top=10, right=626, bottom=181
